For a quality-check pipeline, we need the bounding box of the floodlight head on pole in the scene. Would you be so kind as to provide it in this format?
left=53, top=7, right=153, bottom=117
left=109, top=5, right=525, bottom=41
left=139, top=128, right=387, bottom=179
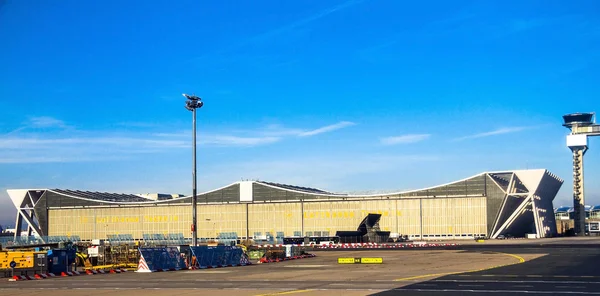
left=183, top=94, right=204, bottom=111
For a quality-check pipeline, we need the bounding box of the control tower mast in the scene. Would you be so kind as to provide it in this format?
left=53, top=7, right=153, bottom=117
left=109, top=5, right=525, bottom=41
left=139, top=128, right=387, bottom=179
left=563, top=113, right=600, bottom=236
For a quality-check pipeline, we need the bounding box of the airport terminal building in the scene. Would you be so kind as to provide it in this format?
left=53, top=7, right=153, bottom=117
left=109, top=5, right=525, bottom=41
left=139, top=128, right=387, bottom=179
left=7, top=169, right=562, bottom=242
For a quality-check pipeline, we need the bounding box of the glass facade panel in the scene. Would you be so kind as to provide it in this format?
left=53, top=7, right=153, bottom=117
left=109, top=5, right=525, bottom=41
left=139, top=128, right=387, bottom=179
left=485, top=175, right=508, bottom=234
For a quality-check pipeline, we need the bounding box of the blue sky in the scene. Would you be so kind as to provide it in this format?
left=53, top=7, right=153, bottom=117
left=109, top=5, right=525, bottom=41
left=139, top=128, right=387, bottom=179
left=0, top=0, right=599, bottom=227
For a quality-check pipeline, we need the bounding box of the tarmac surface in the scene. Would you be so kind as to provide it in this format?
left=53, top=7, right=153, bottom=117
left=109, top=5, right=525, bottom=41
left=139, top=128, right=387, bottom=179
left=1, top=238, right=600, bottom=296
left=376, top=246, right=600, bottom=295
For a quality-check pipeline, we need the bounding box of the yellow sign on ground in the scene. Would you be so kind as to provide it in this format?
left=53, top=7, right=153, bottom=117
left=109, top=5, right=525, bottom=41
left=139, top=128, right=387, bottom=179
left=338, top=257, right=383, bottom=264
left=338, top=258, right=358, bottom=264
left=360, top=257, right=383, bottom=264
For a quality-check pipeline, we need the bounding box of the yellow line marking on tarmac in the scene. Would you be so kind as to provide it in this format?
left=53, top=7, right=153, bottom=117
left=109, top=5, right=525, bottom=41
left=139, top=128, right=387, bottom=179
left=255, top=289, right=313, bottom=296
left=394, top=251, right=526, bottom=282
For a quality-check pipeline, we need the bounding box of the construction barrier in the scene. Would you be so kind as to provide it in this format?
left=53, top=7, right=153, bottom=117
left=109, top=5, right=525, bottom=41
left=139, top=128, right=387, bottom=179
left=188, top=246, right=250, bottom=269
left=137, top=247, right=186, bottom=272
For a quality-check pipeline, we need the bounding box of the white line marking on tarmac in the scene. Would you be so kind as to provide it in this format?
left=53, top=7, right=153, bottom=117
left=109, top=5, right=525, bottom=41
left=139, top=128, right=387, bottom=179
left=185, top=270, right=232, bottom=273
left=284, top=265, right=330, bottom=268
left=435, top=279, right=600, bottom=284
left=459, top=284, right=484, bottom=287
left=394, top=288, right=600, bottom=294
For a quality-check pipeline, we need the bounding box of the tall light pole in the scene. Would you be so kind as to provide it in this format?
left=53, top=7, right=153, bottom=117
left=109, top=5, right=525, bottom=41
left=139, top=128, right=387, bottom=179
left=184, top=93, right=203, bottom=246
left=563, top=112, right=600, bottom=236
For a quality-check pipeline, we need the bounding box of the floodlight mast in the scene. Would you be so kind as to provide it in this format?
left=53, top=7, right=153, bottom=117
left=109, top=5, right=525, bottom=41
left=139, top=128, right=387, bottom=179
left=563, top=112, right=600, bottom=236
left=183, top=93, right=204, bottom=246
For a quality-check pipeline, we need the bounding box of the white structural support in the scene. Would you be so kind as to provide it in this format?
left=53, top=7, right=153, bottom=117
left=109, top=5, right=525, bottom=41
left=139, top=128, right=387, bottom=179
left=7, top=189, right=44, bottom=240
left=490, top=170, right=563, bottom=239
left=491, top=195, right=533, bottom=239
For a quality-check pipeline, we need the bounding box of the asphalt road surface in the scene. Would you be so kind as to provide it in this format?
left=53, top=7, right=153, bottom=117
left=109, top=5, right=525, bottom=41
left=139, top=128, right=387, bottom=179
left=376, top=247, right=600, bottom=296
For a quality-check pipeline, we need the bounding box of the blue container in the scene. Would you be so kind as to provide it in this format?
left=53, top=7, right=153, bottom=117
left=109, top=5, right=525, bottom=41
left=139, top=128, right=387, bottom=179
left=47, top=248, right=76, bottom=274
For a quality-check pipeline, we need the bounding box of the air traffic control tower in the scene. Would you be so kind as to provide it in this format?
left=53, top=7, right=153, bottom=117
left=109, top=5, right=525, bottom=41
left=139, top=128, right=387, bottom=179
left=563, top=112, right=600, bottom=236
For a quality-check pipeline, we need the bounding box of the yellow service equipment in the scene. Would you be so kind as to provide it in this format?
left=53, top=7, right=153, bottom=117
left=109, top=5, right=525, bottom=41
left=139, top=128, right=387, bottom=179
left=0, top=251, right=46, bottom=269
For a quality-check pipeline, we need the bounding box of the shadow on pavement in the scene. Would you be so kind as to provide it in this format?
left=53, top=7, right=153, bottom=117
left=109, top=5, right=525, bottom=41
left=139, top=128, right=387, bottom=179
left=371, top=247, right=600, bottom=296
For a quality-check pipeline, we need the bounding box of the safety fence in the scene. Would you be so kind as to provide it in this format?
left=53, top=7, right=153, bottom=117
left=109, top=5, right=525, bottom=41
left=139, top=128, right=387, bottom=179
left=141, top=233, right=191, bottom=246
left=188, top=246, right=250, bottom=269
left=216, top=232, right=239, bottom=246
left=137, top=247, right=186, bottom=272
left=107, top=234, right=135, bottom=245
left=0, top=236, right=80, bottom=247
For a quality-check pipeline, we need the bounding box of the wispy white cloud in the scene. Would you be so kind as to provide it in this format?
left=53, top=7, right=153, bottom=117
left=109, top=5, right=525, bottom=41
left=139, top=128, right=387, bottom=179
left=0, top=134, right=190, bottom=163
left=453, top=127, right=531, bottom=141
left=357, top=7, right=476, bottom=56
left=200, top=153, right=441, bottom=191
left=0, top=137, right=189, bottom=149
left=5, top=116, right=69, bottom=135
left=0, top=117, right=357, bottom=163
left=380, top=134, right=431, bottom=145
left=155, top=121, right=355, bottom=141
left=0, top=153, right=127, bottom=164
left=298, top=121, right=356, bottom=137
left=190, top=0, right=365, bottom=67
left=115, top=121, right=163, bottom=128
left=249, top=0, right=365, bottom=44
left=203, top=135, right=280, bottom=147
left=510, top=19, right=547, bottom=32
left=29, top=116, right=68, bottom=128
left=258, top=124, right=305, bottom=137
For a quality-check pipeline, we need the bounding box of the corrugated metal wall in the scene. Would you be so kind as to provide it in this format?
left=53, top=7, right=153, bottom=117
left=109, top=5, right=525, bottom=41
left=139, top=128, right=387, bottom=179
left=47, top=197, right=488, bottom=241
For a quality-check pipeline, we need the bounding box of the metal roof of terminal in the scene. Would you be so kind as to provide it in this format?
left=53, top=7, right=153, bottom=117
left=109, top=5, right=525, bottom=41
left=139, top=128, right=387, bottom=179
left=554, top=205, right=599, bottom=213
left=50, top=189, right=155, bottom=203
left=257, top=181, right=336, bottom=195
left=7, top=169, right=565, bottom=204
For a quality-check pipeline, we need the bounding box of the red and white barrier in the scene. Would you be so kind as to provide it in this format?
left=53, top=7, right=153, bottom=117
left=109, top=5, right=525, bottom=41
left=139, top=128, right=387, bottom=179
left=136, top=254, right=152, bottom=273
left=12, top=275, right=35, bottom=281
left=11, top=269, right=124, bottom=281
left=312, top=242, right=459, bottom=249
